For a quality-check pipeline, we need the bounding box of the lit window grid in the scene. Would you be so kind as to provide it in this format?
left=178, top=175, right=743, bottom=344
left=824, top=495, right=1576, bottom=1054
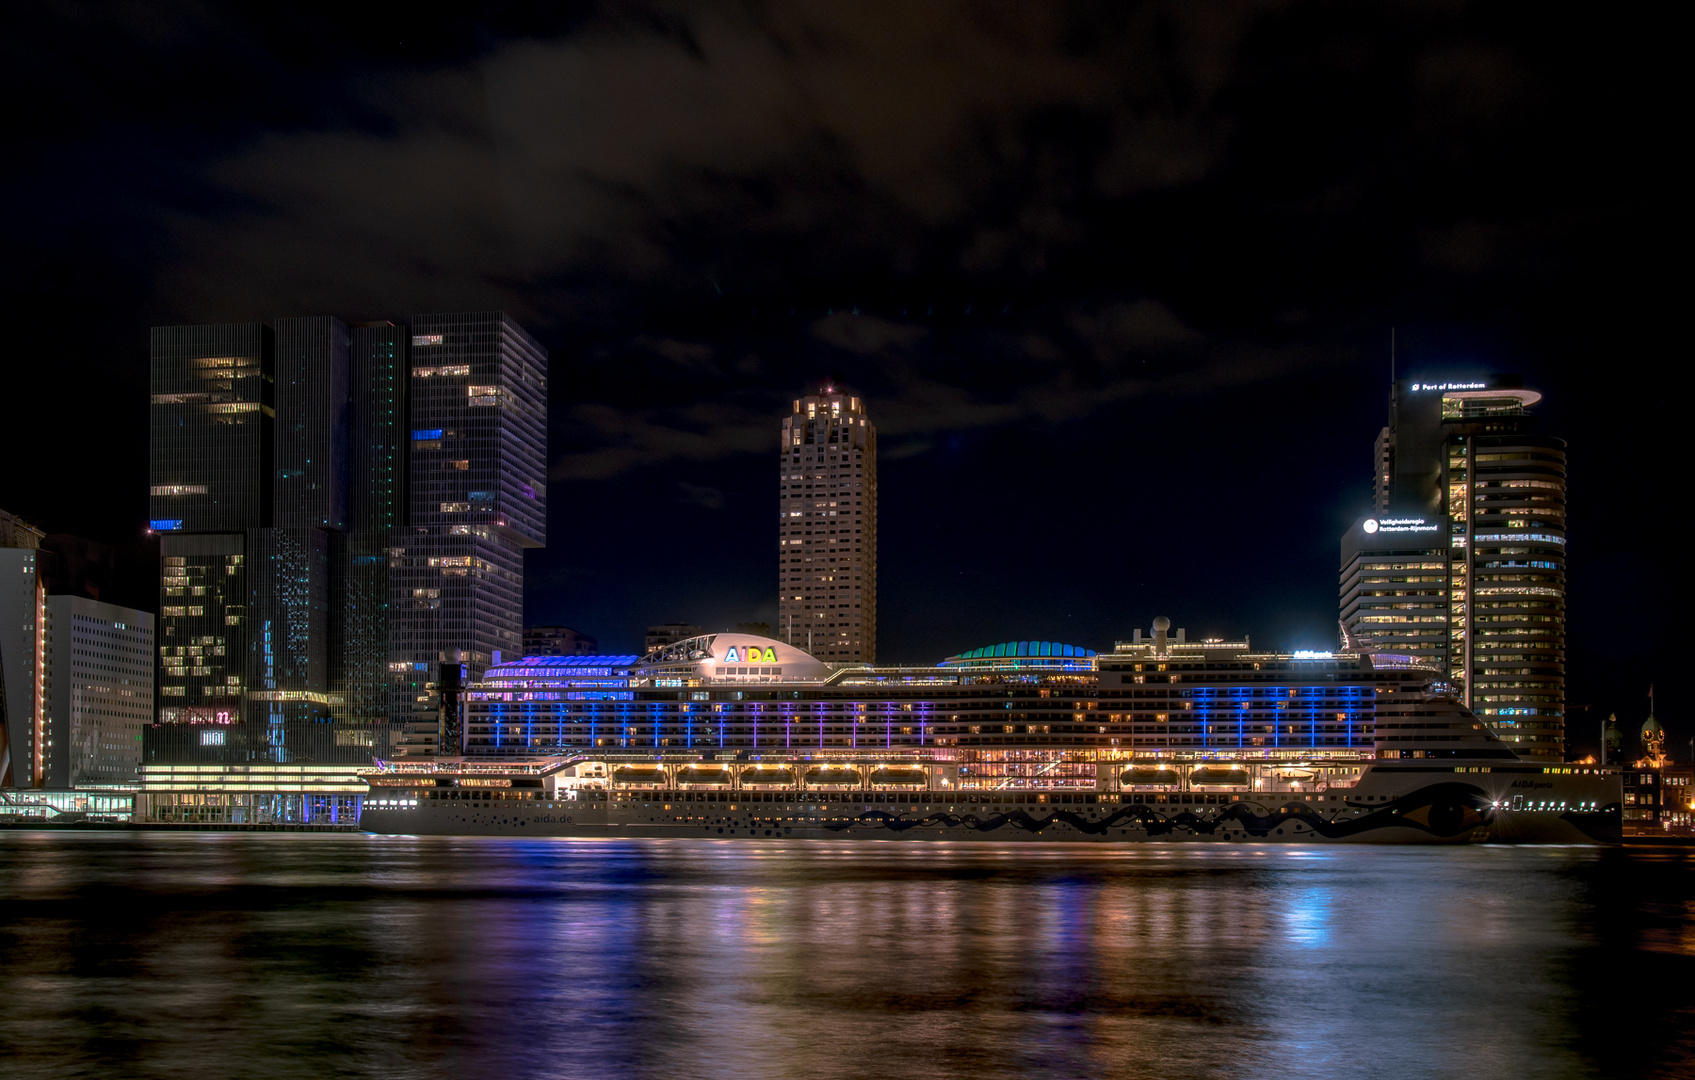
left=40, top=598, right=155, bottom=787
left=406, top=313, right=547, bottom=548
left=777, top=392, right=877, bottom=662
left=1345, top=426, right=1567, bottom=758
left=149, top=323, right=271, bottom=532
left=157, top=535, right=247, bottom=721
left=458, top=656, right=1410, bottom=758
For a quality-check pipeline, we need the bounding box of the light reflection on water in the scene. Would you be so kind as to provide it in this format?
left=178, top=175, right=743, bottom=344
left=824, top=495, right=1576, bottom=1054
left=0, top=835, right=1690, bottom=1080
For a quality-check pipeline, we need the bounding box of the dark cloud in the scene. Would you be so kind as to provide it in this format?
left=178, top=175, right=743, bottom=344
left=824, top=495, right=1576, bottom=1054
left=675, top=482, right=725, bottom=511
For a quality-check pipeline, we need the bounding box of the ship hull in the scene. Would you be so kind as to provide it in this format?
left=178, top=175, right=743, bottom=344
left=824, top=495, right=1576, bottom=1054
left=360, top=772, right=1619, bottom=845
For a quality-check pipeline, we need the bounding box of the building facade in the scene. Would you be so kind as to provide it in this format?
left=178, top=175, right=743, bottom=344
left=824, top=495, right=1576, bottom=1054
left=342, top=322, right=411, bottom=725
left=0, top=546, right=46, bottom=787
left=777, top=389, right=877, bottom=662
left=150, top=322, right=271, bottom=723
left=525, top=626, right=599, bottom=656
left=645, top=624, right=702, bottom=653
left=41, top=597, right=154, bottom=788
left=387, top=313, right=548, bottom=752
left=1, top=526, right=152, bottom=790
left=1341, top=376, right=1566, bottom=759
left=1, top=508, right=45, bottom=550
left=148, top=311, right=544, bottom=763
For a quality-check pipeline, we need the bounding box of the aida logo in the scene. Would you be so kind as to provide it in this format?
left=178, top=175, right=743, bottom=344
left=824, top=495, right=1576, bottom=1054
left=723, top=646, right=777, bottom=663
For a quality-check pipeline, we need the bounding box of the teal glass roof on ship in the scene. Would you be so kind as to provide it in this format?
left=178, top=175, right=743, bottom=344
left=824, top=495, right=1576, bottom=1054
left=939, top=641, right=1097, bottom=671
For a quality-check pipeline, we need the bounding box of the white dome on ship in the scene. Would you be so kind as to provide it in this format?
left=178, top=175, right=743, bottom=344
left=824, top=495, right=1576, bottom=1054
left=641, top=632, right=831, bottom=681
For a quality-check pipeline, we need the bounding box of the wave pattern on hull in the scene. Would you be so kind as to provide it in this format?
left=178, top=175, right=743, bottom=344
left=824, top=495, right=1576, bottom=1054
left=818, top=783, right=1611, bottom=843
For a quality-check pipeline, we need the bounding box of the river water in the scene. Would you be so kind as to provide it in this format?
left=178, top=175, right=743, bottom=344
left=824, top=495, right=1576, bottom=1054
left=0, top=834, right=1690, bottom=1079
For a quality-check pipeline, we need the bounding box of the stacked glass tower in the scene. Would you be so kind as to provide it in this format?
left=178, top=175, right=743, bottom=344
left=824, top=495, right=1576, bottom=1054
left=388, top=313, right=548, bottom=753
left=1340, top=375, right=1566, bottom=759
left=149, top=322, right=271, bottom=723
left=149, top=311, right=545, bottom=760
left=777, top=389, right=877, bottom=662
left=341, top=323, right=410, bottom=724
left=248, top=316, right=348, bottom=727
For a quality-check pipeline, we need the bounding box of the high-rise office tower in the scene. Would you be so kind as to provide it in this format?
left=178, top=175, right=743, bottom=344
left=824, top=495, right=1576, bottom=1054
left=777, top=389, right=877, bottom=662
left=1340, top=375, right=1566, bottom=759
left=0, top=533, right=45, bottom=788
left=247, top=316, right=347, bottom=728
left=2, top=514, right=154, bottom=790
left=388, top=313, right=547, bottom=753
left=149, top=312, right=543, bottom=757
left=41, top=597, right=154, bottom=788
left=150, top=322, right=271, bottom=723
left=150, top=318, right=347, bottom=729
left=341, top=322, right=410, bottom=724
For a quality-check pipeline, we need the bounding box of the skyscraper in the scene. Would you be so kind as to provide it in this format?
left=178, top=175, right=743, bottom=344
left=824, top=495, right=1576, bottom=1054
left=0, top=538, right=45, bottom=788
left=777, top=388, right=877, bottom=662
left=40, top=597, right=154, bottom=788
left=340, top=322, right=410, bottom=725
left=150, top=322, right=271, bottom=723
left=148, top=311, right=545, bottom=760
left=1341, top=375, right=1566, bottom=759
left=1, top=513, right=152, bottom=790
left=388, top=313, right=548, bottom=753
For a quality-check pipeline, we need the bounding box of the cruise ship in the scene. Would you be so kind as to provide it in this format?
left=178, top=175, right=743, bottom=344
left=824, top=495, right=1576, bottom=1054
left=359, top=622, right=1620, bottom=843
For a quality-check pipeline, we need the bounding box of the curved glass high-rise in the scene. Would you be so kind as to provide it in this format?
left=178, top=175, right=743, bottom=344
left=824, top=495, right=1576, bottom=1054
left=1341, top=376, right=1566, bottom=759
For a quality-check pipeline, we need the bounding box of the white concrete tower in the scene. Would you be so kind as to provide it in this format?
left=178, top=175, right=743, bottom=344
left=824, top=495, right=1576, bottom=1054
left=778, top=388, right=876, bottom=662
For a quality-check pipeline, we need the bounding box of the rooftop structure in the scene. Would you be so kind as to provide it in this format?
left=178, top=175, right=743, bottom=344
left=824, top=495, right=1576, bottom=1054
left=0, top=508, right=44, bottom=550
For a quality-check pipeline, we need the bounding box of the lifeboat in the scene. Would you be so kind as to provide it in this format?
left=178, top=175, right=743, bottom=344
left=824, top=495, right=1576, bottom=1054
left=1189, top=766, right=1250, bottom=786
left=611, top=766, right=666, bottom=786
left=869, top=767, right=927, bottom=786
left=740, top=767, right=796, bottom=785
left=1121, top=766, right=1181, bottom=785
left=804, top=767, right=863, bottom=786
left=675, top=766, right=733, bottom=784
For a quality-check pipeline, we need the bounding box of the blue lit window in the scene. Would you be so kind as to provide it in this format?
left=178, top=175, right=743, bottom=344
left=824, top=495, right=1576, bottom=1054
left=412, top=429, right=444, bottom=440
left=151, top=519, right=183, bottom=531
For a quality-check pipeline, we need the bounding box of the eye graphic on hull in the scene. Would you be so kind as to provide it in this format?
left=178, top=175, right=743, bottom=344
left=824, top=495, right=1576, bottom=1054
left=1397, top=800, right=1484, bottom=836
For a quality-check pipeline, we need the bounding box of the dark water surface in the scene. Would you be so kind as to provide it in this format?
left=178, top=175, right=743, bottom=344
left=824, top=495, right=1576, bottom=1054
left=1, top=835, right=1691, bottom=1079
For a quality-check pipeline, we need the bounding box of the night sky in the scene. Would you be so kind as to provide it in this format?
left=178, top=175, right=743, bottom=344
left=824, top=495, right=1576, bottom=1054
left=3, top=3, right=1681, bottom=757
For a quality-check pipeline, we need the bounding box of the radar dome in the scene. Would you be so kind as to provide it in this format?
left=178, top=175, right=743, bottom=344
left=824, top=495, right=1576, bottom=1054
left=1152, top=616, right=1172, bottom=632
